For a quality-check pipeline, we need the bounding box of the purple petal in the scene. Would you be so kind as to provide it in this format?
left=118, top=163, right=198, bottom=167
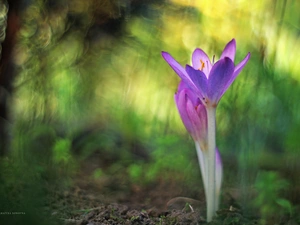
left=177, top=80, right=188, bottom=93
left=175, top=88, right=207, bottom=142
left=185, top=91, right=207, bottom=142
left=162, top=52, right=199, bottom=91
left=185, top=65, right=208, bottom=99
left=186, top=97, right=205, bottom=140
left=174, top=90, right=197, bottom=139
left=220, top=39, right=236, bottom=62
left=221, top=52, right=251, bottom=96
left=177, top=81, right=201, bottom=106
left=175, top=90, right=193, bottom=134
left=207, top=57, right=235, bottom=104
left=185, top=87, right=200, bottom=106
left=195, top=101, right=207, bottom=133
left=192, top=48, right=212, bottom=78
left=233, top=52, right=251, bottom=78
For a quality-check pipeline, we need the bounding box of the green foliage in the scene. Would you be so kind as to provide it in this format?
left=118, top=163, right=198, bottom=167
left=276, top=199, right=293, bottom=217
left=53, top=138, right=72, bottom=164
left=285, top=124, right=300, bottom=154
left=128, top=163, right=143, bottom=183
left=127, top=135, right=201, bottom=189
left=92, top=168, right=104, bottom=179
left=0, top=121, right=77, bottom=224
left=0, top=157, right=58, bottom=225
left=52, top=138, right=77, bottom=181
left=253, top=171, right=293, bottom=223
left=147, top=136, right=192, bottom=180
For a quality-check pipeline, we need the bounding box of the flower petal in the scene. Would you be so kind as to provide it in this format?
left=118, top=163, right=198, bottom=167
left=220, top=39, right=236, bottom=62
left=233, top=52, right=251, bottom=78
left=178, top=81, right=199, bottom=106
left=175, top=87, right=207, bottom=142
left=162, top=52, right=197, bottom=91
left=221, top=52, right=251, bottom=96
left=195, top=100, right=207, bottom=133
left=207, top=57, right=235, bottom=104
left=185, top=65, right=208, bottom=99
left=175, top=90, right=198, bottom=141
left=186, top=97, right=205, bottom=140
left=175, top=90, right=193, bottom=134
left=177, top=80, right=188, bottom=93
left=192, top=48, right=212, bottom=78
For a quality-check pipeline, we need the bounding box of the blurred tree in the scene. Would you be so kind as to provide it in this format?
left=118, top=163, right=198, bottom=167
left=0, top=0, right=165, bottom=156
left=0, top=0, right=20, bottom=156
left=0, top=0, right=8, bottom=56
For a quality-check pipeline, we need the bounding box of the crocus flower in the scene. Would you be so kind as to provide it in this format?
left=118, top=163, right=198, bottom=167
left=162, top=39, right=250, bottom=107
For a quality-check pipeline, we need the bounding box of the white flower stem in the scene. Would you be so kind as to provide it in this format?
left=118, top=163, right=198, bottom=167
left=206, top=106, right=217, bottom=222
left=195, top=141, right=207, bottom=199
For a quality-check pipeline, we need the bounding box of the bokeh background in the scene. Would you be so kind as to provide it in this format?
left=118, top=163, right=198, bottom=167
left=0, top=0, right=300, bottom=224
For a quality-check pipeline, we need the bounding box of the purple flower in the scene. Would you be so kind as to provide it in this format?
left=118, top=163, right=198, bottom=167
left=175, top=81, right=207, bottom=148
left=175, top=80, right=223, bottom=208
left=162, top=39, right=250, bottom=221
left=162, top=39, right=250, bottom=107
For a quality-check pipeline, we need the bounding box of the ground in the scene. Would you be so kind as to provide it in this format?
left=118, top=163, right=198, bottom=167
left=45, top=165, right=259, bottom=225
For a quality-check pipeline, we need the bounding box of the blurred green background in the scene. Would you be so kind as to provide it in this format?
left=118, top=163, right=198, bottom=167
left=1, top=0, right=300, bottom=224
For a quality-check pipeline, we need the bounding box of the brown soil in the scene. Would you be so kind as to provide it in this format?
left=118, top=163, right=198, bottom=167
left=45, top=167, right=258, bottom=225
left=46, top=178, right=204, bottom=224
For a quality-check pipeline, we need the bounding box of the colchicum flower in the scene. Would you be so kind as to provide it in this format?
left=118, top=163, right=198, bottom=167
left=162, top=39, right=250, bottom=222
left=162, top=39, right=250, bottom=108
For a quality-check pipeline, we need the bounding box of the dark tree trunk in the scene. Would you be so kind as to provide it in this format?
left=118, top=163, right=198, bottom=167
left=0, top=0, right=20, bottom=156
